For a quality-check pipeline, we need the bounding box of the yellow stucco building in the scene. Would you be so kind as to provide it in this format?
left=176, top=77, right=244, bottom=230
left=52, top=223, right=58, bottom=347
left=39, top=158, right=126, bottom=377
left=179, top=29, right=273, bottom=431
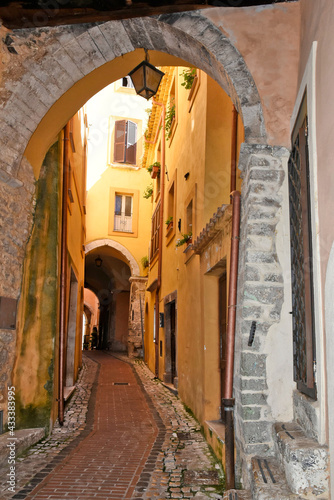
left=84, top=80, right=153, bottom=355
left=142, top=66, right=244, bottom=460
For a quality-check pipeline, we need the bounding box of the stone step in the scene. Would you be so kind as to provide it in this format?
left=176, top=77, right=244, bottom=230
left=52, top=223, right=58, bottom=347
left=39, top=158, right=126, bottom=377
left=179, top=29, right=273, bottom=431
left=223, top=489, right=252, bottom=499
left=0, top=428, right=45, bottom=468
left=251, top=456, right=299, bottom=500
left=274, top=422, right=329, bottom=498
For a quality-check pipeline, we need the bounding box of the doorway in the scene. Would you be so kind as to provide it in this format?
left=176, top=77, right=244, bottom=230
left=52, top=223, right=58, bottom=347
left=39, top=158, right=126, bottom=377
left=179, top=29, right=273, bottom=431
left=66, top=269, right=79, bottom=387
left=164, top=292, right=178, bottom=387
left=219, top=273, right=227, bottom=421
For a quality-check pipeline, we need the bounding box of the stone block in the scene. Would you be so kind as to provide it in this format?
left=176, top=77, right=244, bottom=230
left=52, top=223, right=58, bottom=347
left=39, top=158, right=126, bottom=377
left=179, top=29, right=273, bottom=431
left=244, top=284, right=283, bottom=305
left=88, top=25, right=119, bottom=60
left=249, top=168, right=285, bottom=183
left=243, top=443, right=271, bottom=456
left=247, top=222, right=277, bottom=237
left=239, top=405, right=262, bottom=421
left=240, top=377, right=268, bottom=392
left=243, top=421, right=272, bottom=445
left=245, top=250, right=276, bottom=264
left=241, top=392, right=267, bottom=406
left=241, top=305, right=263, bottom=319
left=0, top=428, right=45, bottom=468
left=50, top=47, right=84, bottom=82
left=246, top=235, right=273, bottom=253
left=245, top=265, right=261, bottom=281
left=62, top=38, right=97, bottom=76
left=76, top=31, right=106, bottom=68
left=241, top=334, right=262, bottom=352
left=240, top=352, right=266, bottom=377
left=99, top=20, right=134, bottom=57
left=274, top=422, right=329, bottom=497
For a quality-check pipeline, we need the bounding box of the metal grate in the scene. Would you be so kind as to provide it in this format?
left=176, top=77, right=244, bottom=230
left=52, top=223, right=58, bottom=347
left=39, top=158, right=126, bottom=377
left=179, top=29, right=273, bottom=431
left=288, top=122, right=316, bottom=399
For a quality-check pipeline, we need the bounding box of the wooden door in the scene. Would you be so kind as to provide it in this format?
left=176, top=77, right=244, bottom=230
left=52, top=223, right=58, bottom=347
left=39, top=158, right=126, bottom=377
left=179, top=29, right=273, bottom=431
left=219, top=274, right=227, bottom=420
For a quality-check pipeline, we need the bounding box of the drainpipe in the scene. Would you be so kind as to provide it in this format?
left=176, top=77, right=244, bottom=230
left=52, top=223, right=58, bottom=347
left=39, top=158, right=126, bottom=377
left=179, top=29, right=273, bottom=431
left=152, top=100, right=165, bottom=378
left=230, top=105, right=238, bottom=194
left=223, top=190, right=241, bottom=490
left=59, top=123, right=70, bottom=425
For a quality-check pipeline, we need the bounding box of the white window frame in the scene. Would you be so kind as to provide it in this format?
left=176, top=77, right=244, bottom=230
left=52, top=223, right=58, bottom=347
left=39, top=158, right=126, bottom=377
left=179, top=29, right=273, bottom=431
left=114, top=194, right=133, bottom=233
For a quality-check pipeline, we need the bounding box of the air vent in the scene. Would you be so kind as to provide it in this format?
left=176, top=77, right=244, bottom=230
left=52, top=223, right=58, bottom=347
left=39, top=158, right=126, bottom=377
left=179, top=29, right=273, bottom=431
left=113, top=382, right=129, bottom=386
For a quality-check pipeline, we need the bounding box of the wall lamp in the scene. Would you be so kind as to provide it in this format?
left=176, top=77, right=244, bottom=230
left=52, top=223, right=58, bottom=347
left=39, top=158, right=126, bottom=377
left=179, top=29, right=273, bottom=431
left=128, top=51, right=164, bottom=100
left=95, top=256, right=103, bottom=268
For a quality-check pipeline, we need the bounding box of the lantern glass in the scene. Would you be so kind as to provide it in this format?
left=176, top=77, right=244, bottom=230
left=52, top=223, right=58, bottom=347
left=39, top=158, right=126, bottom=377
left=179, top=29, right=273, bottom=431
left=128, top=60, right=164, bottom=100
left=95, top=256, right=102, bottom=268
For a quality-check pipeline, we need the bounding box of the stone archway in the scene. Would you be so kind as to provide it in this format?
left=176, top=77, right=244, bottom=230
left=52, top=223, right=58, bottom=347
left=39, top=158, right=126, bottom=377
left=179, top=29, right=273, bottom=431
left=0, top=12, right=265, bottom=184
left=85, top=239, right=146, bottom=356
left=85, top=238, right=140, bottom=276
left=0, top=10, right=289, bottom=485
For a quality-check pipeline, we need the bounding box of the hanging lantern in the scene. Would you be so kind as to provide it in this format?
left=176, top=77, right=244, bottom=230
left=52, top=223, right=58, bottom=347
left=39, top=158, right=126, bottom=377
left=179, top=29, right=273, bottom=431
left=95, top=255, right=102, bottom=268
left=128, top=52, right=164, bottom=100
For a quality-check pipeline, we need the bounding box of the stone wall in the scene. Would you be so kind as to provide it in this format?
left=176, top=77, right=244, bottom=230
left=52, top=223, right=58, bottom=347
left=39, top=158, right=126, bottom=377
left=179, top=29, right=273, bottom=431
left=0, top=157, right=35, bottom=426
left=128, top=276, right=147, bottom=358
left=234, top=144, right=290, bottom=486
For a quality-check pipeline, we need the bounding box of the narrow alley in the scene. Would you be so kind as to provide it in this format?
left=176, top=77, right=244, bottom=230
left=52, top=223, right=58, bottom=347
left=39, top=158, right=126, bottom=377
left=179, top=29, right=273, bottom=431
left=2, top=353, right=225, bottom=500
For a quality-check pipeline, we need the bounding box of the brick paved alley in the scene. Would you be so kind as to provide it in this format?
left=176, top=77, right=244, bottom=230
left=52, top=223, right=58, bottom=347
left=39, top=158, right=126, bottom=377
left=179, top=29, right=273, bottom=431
left=2, top=353, right=224, bottom=500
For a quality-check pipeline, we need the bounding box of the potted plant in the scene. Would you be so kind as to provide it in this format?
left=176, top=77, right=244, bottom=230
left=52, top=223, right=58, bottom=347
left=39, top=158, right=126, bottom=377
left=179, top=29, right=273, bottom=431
left=180, top=68, right=196, bottom=90
left=176, top=232, right=192, bottom=248
left=165, top=100, right=175, bottom=140
left=141, top=256, right=149, bottom=269
left=143, top=184, right=153, bottom=199
left=165, top=216, right=173, bottom=232
left=147, top=161, right=161, bottom=179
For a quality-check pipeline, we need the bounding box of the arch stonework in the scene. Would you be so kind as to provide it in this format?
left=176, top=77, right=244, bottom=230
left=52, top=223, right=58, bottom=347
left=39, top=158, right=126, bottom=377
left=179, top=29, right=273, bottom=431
left=85, top=238, right=140, bottom=277
left=0, top=10, right=290, bottom=488
left=0, top=12, right=265, bottom=184
left=85, top=239, right=146, bottom=357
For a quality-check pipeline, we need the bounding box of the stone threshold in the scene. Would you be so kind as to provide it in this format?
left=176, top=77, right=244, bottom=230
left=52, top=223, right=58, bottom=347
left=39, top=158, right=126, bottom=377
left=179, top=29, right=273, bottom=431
left=64, top=385, right=75, bottom=401
left=161, top=381, right=178, bottom=397
left=0, top=428, right=45, bottom=469
left=205, top=420, right=225, bottom=445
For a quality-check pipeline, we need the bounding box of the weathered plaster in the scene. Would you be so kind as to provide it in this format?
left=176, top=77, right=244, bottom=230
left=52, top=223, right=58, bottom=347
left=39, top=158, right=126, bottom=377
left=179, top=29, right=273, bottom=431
left=0, top=156, right=35, bottom=424
left=203, top=3, right=300, bottom=148
left=12, top=143, right=60, bottom=430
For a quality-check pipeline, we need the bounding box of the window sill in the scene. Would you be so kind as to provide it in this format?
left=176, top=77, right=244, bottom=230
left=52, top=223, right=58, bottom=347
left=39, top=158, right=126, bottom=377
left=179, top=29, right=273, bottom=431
left=166, top=225, right=175, bottom=246
left=167, top=117, right=177, bottom=146
left=184, top=243, right=196, bottom=264
left=188, top=73, right=200, bottom=113
left=149, top=252, right=159, bottom=269
left=109, top=162, right=139, bottom=170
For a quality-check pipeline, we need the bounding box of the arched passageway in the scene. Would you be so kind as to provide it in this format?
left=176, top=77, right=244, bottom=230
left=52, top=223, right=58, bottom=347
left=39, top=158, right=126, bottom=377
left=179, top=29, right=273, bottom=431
left=85, top=241, right=146, bottom=355
left=0, top=10, right=293, bottom=490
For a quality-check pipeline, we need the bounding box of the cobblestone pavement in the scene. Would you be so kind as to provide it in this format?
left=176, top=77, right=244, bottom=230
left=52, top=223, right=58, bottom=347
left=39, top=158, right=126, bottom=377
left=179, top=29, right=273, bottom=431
left=1, top=352, right=224, bottom=500
left=0, top=354, right=99, bottom=500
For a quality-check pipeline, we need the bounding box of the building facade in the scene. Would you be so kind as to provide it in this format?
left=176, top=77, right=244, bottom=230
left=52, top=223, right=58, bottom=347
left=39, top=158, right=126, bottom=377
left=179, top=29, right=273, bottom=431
left=0, top=1, right=334, bottom=496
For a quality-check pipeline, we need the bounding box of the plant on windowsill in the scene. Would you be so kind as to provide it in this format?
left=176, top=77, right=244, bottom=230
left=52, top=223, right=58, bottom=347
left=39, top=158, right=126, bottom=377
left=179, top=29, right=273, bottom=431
left=180, top=68, right=196, bottom=90
left=141, top=256, right=149, bottom=269
left=165, top=216, right=173, bottom=232
left=176, top=232, right=192, bottom=248
left=165, top=100, right=175, bottom=141
left=147, top=161, right=161, bottom=179
left=143, top=184, right=153, bottom=199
